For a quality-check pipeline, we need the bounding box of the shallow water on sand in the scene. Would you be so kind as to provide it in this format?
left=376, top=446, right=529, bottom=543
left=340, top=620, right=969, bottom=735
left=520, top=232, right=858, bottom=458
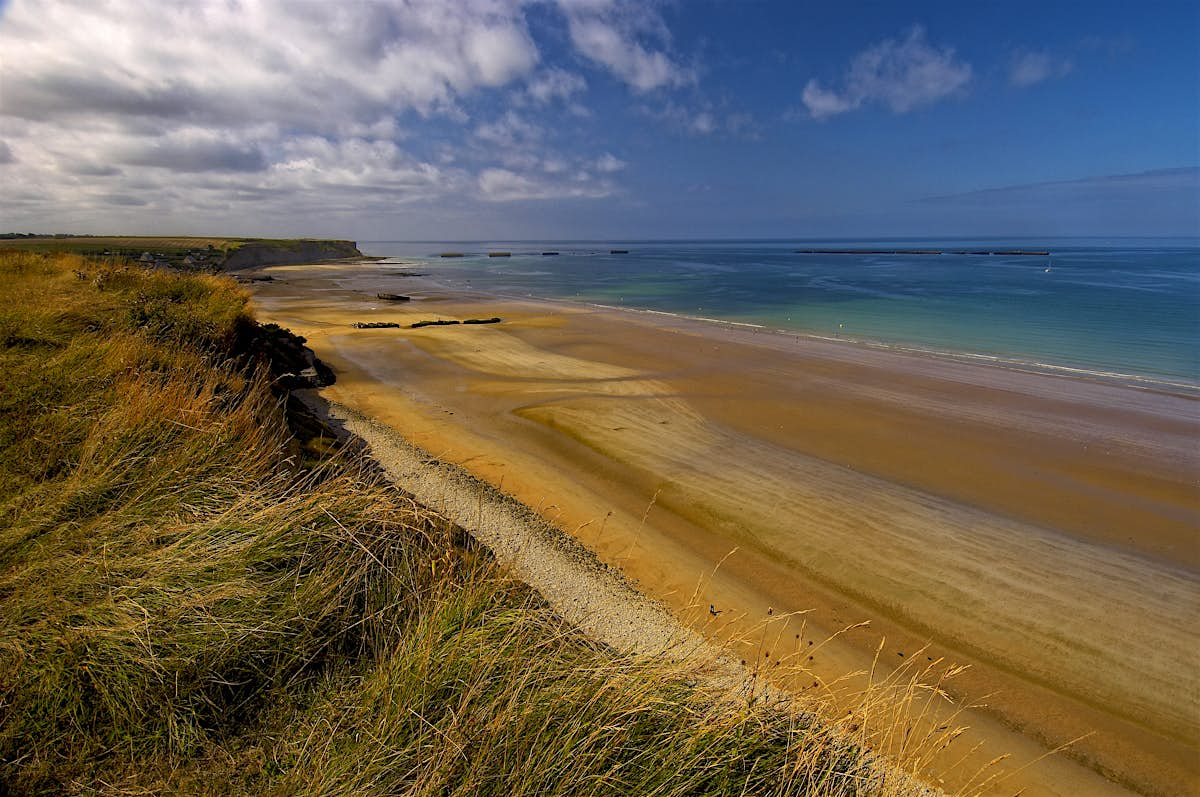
left=363, top=238, right=1200, bottom=387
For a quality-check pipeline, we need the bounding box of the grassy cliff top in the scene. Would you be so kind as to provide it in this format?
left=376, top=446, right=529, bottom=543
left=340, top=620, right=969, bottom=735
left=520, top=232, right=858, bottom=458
left=0, top=235, right=355, bottom=252
left=0, top=236, right=362, bottom=270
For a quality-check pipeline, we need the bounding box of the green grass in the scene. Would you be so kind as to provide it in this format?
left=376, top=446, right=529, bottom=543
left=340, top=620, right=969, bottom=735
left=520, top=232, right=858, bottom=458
left=0, top=251, right=944, bottom=796
left=0, top=237, right=361, bottom=271
left=0, top=236, right=243, bottom=256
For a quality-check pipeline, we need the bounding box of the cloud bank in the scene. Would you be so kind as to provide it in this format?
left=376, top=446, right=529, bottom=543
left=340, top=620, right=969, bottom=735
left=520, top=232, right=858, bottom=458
left=0, top=0, right=696, bottom=235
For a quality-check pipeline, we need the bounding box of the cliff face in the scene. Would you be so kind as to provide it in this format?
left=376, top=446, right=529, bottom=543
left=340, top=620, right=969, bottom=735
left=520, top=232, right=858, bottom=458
left=222, top=239, right=361, bottom=270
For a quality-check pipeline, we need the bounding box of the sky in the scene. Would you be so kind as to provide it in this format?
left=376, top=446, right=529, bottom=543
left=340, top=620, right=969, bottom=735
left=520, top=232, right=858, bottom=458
left=0, top=0, right=1197, bottom=240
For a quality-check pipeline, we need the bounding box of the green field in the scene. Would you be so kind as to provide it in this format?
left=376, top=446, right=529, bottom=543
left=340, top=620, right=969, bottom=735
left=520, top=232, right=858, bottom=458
left=0, top=236, right=361, bottom=270
left=0, top=235, right=240, bottom=252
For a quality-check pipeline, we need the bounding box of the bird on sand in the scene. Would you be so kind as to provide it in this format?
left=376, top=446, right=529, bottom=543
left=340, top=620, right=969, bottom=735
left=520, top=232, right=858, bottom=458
left=709, top=604, right=722, bottom=617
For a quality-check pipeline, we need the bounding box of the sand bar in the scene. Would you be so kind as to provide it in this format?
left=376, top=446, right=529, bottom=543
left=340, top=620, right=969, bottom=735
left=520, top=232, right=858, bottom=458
left=250, top=261, right=1199, bottom=796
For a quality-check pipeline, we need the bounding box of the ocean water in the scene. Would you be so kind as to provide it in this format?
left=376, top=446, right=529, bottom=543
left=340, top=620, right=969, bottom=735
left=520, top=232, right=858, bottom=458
left=361, top=239, right=1200, bottom=387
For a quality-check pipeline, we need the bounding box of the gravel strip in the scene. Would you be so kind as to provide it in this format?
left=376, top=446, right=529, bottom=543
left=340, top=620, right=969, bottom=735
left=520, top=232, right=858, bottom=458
left=297, top=389, right=940, bottom=796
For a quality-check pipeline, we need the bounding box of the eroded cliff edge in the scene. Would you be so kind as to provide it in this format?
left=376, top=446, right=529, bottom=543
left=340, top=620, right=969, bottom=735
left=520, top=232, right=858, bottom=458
left=221, top=239, right=362, bottom=269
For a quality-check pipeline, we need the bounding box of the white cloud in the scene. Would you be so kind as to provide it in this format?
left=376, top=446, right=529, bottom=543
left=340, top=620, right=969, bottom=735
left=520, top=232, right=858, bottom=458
left=0, top=0, right=666, bottom=233
left=525, top=67, right=588, bottom=104
left=463, top=23, right=540, bottom=85
left=477, top=167, right=614, bottom=201
left=594, top=153, right=626, bottom=173
left=799, top=84, right=857, bottom=119
left=478, top=168, right=553, bottom=200
left=1009, top=49, right=1073, bottom=87
left=557, top=0, right=694, bottom=92
left=694, top=112, right=719, bottom=135
left=802, top=26, right=972, bottom=119
left=475, top=111, right=544, bottom=148
left=470, top=111, right=621, bottom=199
left=0, top=1, right=543, bottom=128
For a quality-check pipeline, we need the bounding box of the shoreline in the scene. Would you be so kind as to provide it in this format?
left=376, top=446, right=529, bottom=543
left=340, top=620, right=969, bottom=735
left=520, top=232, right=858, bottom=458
left=583, top=301, right=1200, bottom=397
left=250, top=259, right=1200, bottom=796
left=381, top=253, right=1200, bottom=397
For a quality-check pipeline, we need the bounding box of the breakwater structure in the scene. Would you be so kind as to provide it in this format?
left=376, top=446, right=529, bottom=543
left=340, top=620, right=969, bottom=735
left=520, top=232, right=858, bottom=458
left=793, top=248, right=1050, bottom=256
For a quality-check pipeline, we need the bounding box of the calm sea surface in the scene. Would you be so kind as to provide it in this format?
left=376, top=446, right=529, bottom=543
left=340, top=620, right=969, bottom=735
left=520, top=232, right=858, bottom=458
left=362, top=239, right=1199, bottom=387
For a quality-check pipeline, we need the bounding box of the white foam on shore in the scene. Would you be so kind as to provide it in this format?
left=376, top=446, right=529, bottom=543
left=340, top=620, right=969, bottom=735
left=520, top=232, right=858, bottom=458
left=586, top=302, right=1200, bottom=395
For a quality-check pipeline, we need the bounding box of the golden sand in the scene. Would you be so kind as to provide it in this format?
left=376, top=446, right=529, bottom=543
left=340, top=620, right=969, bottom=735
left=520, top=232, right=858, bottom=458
left=252, top=262, right=1199, bottom=796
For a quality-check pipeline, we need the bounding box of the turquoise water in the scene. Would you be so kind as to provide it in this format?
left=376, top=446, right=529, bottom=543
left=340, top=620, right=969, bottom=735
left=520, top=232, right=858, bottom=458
left=362, top=239, right=1200, bottom=386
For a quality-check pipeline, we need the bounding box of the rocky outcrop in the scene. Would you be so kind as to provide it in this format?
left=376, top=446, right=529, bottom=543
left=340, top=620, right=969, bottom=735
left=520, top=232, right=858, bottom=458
left=222, top=239, right=361, bottom=270
left=237, top=321, right=336, bottom=390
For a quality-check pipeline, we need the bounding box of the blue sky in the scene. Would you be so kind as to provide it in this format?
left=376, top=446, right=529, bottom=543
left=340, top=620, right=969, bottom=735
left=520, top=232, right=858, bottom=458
left=0, top=0, right=1196, bottom=239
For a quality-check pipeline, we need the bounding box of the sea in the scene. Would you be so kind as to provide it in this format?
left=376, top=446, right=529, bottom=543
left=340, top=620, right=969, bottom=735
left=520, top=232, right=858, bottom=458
left=360, top=238, right=1199, bottom=389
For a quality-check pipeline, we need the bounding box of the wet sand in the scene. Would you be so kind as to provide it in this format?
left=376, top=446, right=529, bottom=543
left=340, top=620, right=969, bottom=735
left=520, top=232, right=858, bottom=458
left=251, top=261, right=1200, bottom=796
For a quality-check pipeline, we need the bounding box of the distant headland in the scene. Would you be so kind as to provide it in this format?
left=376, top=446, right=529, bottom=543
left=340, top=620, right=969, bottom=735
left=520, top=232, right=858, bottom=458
left=0, top=234, right=362, bottom=270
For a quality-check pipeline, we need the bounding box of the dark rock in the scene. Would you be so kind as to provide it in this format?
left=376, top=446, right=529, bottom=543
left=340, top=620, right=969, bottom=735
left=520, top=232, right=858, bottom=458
left=463, top=317, right=501, bottom=325
left=410, top=319, right=461, bottom=328
left=235, top=320, right=335, bottom=390
left=376, top=293, right=411, bottom=301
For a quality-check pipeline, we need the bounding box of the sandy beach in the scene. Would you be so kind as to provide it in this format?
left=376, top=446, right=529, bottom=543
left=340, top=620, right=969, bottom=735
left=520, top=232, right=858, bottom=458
left=250, top=260, right=1199, bottom=796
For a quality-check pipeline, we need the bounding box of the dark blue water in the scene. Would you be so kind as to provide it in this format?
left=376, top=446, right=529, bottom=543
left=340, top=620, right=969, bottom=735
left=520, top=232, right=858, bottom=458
left=362, top=239, right=1200, bottom=386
